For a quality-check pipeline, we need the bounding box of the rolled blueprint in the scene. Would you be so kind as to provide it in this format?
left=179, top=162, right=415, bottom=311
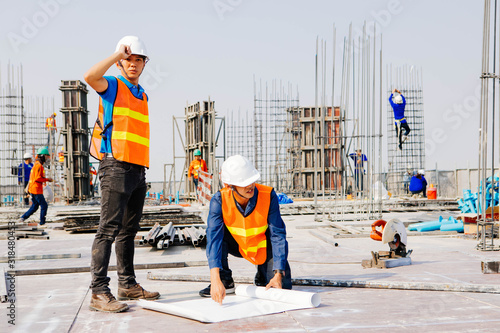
left=235, top=285, right=321, bottom=308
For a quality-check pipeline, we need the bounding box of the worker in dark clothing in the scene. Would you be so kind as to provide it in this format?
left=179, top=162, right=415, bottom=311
left=409, top=169, right=427, bottom=198
left=18, top=153, right=33, bottom=205
left=348, top=149, right=368, bottom=192
left=389, top=88, right=410, bottom=150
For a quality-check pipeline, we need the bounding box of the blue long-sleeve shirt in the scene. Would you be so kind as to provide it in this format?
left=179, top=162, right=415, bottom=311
left=18, top=162, right=33, bottom=182
left=348, top=153, right=367, bottom=173
left=409, top=175, right=427, bottom=192
left=389, top=93, right=406, bottom=120
left=206, top=187, right=288, bottom=271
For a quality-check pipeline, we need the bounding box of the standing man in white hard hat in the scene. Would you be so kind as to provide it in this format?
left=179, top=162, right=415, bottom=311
left=84, top=35, right=159, bottom=313
left=200, top=155, right=292, bottom=304
left=18, top=153, right=33, bottom=205
left=389, top=88, right=411, bottom=150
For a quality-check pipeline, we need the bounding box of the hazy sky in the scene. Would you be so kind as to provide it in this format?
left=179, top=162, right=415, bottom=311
left=0, top=0, right=486, bottom=181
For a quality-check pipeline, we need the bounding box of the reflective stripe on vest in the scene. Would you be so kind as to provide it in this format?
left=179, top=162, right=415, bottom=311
left=89, top=78, right=150, bottom=167
left=221, top=183, right=272, bottom=265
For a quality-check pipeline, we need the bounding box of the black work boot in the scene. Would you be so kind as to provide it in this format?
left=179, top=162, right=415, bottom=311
left=199, top=279, right=235, bottom=297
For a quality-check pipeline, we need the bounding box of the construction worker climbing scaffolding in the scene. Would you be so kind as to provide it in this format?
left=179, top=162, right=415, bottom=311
left=389, top=88, right=410, bottom=150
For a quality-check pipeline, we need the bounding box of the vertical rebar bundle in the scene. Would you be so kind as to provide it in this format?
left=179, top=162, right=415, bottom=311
left=386, top=65, right=426, bottom=196
left=252, top=78, right=299, bottom=191
left=0, top=63, right=24, bottom=206
left=227, top=108, right=253, bottom=162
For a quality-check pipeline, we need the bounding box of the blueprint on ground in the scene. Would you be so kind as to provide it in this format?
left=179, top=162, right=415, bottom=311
left=138, top=285, right=321, bottom=323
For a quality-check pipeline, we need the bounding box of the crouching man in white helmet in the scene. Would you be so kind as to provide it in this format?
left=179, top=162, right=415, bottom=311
left=200, top=155, right=292, bottom=304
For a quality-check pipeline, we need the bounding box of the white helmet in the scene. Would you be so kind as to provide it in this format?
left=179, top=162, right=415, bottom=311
left=23, top=153, right=32, bottom=160
left=418, top=169, right=425, bottom=175
left=115, top=36, right=149, bottom=61
left=394, top=94, right=403, bottom=104
left=220, top=155, right=260, bottom=187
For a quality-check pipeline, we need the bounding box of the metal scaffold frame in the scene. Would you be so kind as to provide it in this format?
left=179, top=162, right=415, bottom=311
left=169, top=98, right=225, bottom=201
left=0, top=63, right=24, bottom=206
left=226, top=108, right=253, bottom=163
left=386, top=65, right=426, bottom=197
left=253, top=78, right=299, bottom=192
left=224, top=23, right=386, bottom=222
left=60, top=80, right=90, bottom=203
left=477, top=0, right=500, bottom=251
left=320, top=23, right=384, bottom=222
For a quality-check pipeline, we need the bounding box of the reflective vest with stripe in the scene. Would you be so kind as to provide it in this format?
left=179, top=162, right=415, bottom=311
left=89, top=78, right=150, bottom=168
left=221, top=184, right=272, bottom=265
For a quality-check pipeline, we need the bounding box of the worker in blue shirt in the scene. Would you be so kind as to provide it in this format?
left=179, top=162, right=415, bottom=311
left=348, top=149, right=368, bottom=192
left=18, top=153, right=33, bottom=205
left=389, top=88, right=410, bottom=150
left=201, top=155, right=292, bottom=304
left=409, top=169, right=427, bottom=198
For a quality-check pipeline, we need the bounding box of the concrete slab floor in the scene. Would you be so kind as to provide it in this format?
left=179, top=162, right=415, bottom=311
left=1, top=209, right=500, bottom=332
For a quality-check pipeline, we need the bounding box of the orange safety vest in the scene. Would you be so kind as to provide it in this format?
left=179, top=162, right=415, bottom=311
left=28, top=161, right=48, bottom=195
left=46, top=117, right=56, bottom=129
left=89, top=78, right=150, bottom=167
left=221, top=184, right=272, bottom=265
left=188, top=159, right=207, bottom=179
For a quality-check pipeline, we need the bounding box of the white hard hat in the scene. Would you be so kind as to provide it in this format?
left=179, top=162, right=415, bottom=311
left=418, top=169, right=425, bottom=175
left=23, top=153, right=33, bottom=159
left=115, top=36, right=149, bottom=61
left=394, top=94, right=403, bottom=104
left=220, top=155, right=260, bottom=187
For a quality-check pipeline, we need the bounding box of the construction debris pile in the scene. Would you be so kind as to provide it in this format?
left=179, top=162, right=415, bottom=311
left=0, top=222, right=49, bottom=240
left=458, top=175, right=499, bottom=214
left=59, top=205, right=204, bottom=232
left=140, top=222, right=206, bottom=249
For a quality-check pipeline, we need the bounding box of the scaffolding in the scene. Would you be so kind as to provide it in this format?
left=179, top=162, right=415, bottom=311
left=286, top=106, right=341, bottom=197
left=386, top=65, right=426, bottom=196
left=170, top=98, right=225, bottom=201
left=253, top=79, right=299, bottom=192
left=60, top=80, right=90, bottom=202
left=24, top=97, right=52, bottom=157
left=226, top=109, right=253, bottom=162
left=223, top=24, right=385, bottom=222
left=0, top=63, right=24, bottom=206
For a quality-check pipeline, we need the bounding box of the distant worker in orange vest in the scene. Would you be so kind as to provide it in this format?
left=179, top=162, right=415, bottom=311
left=200, top=155, right=292, bottom=304
left=45, top=113, right=57, bottom=147
left=58, top=148, right=64, bottom=163
left=89, top=163, right=97, bottom=197
left=188, top=149, right=207, bottom=195
left=19, top=147, right=53, bottom=225
left=85, top=35, right=159, bottom=313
